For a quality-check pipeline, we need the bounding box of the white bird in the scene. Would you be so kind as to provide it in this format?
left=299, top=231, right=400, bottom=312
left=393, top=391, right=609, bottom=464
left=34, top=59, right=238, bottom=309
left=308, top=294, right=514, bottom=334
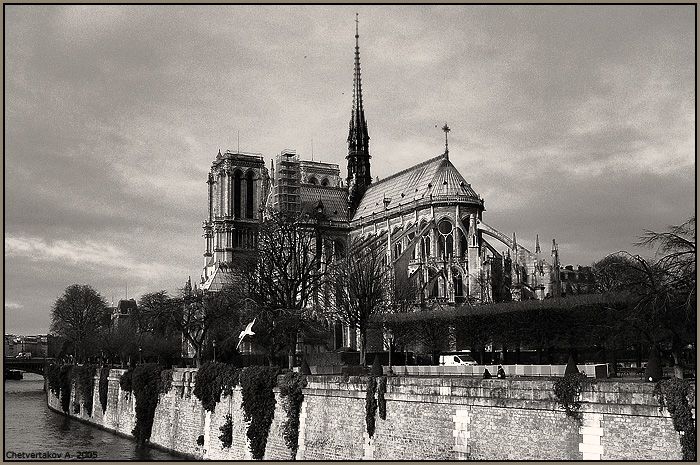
left=236, top=318, right=256, bottom=350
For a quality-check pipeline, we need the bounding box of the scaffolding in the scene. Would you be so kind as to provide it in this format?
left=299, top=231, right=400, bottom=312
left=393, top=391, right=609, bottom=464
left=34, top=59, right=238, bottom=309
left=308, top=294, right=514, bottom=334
left=273, top=149, right=301, bottom=214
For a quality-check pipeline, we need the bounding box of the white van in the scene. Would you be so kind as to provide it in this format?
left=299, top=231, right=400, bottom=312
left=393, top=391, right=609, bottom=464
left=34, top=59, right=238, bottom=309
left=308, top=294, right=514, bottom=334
left=439, top=353, right=478, bottom=366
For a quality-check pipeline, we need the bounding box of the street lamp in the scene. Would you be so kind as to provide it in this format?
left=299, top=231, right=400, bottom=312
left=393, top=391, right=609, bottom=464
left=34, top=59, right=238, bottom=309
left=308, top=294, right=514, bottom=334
left=138, top=346, right=142, bottom=364
left=386, top=328, right=395, bottom=375
left=213, top=339, right=217, bottom=363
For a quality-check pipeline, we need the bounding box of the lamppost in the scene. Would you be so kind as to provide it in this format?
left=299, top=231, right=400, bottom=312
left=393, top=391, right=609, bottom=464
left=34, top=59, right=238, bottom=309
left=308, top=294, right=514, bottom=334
left=386, top=327, right=394, bottom=375
left=213, top=339, right=217, bottom=363
left=138, top=346, right=142, bottom=364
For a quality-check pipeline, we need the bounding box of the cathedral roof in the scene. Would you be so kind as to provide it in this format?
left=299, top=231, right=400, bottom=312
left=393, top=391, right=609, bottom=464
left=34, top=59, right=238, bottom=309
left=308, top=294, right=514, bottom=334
left=351, top=153, right=481, bottom=222
left=300, top=185, right=349, bottom=222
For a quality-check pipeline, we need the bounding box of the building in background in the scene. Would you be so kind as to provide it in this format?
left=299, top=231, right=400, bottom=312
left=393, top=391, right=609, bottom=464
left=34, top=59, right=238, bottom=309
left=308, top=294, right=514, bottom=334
left=197, top=18, right=593, bottom=349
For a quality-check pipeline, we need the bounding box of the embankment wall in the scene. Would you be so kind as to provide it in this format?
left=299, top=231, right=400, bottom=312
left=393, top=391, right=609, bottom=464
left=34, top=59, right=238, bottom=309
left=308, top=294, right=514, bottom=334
left=46, top=369, right=691, bottom=460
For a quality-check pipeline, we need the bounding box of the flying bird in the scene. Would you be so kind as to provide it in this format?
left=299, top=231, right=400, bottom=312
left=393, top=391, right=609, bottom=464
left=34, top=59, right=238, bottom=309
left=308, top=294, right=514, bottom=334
left=236, top=318, right=256, bottom=350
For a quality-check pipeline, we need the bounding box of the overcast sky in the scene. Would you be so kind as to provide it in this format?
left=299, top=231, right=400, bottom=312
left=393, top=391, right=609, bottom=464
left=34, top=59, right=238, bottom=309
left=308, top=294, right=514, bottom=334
left=5, top=5, right=695, bottom=334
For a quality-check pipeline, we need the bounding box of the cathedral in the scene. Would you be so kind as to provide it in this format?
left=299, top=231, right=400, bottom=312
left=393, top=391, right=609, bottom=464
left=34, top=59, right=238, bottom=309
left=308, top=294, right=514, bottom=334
left=199, top=18, right=564, bottom=310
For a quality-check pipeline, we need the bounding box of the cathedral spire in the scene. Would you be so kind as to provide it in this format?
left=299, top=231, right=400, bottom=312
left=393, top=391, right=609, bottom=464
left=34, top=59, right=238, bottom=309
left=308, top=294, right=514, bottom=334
left=347, top=13, right=372, bottom=215
left=535, top=234, right=541, bottom=253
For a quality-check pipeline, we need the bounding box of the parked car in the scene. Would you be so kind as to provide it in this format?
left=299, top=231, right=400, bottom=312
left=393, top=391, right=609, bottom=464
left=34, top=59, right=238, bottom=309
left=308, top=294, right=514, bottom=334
left=439, top=353, right=478, bottom=366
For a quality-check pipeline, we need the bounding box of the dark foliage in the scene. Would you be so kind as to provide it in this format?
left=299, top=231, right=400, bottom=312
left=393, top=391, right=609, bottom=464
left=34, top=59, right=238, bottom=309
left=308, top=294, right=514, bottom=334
left=219, top=414, right=233, bottom=449
left=193, top=361, right=241, bottom=413
left=365, top=376, right=377, bottom=438
left=119, top=368, right=134, bottom=393
left=239, top=366, right=279, bottom=460
left=654, top=379, right=696, bottom=460
left=645, top=346, right=663, bottom=382
left=301, top=359, right=311, bottom=375
left=196, top=435, right=204, bottom=447
left=159, top=369, right=173, bottom=394
left=564, top=354, right=579, bottom=375
left=279, top=371, right=307, bottom=458
left=483, top=368, right=492, bottom=379
left=73, top=364, right=98, bottom=416
left=552, top=372, right=590, bottom=422
left=131, top=364, right=170, bottom=444
left=371, top=357, right=383, bottom=376
left=59, top=365, right=73, bottom=413
left=377, top=376, right=387, bottom=420
left=45, top=363, right=62, bottom=397
left=99, top=367, right=110, bottom=414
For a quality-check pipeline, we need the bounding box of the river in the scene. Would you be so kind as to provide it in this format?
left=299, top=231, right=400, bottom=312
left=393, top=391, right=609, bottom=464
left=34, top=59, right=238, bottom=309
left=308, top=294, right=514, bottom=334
left=4, top=373, right=183, bottom=461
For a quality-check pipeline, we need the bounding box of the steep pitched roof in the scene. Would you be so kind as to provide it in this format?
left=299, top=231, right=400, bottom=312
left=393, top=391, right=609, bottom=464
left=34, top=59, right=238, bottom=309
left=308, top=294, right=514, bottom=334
left=351, top=153, right=480, bottom=221
left=300, top=185, right=349, bottom=222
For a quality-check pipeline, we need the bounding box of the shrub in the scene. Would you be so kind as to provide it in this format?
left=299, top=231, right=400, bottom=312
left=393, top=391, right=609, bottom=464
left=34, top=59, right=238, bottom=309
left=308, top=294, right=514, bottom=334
left=654, top=379, right=696, bottom=460
left=99, top=368, right=110, bottom=414
left=240, top=366, right=279, bottom=460
left=120, top=368, right=134, bottom=393
left=193, top=361, right=240, bottom=413
left=58, top=365, right=73, bottom=413
left=73, top=364, right=98, bottom=416
left=219, top=414, right=233, bottom=449
left=377, top=376, right=387, bottom=420
left=279, top=371, right=307, bottom=458
left=564, top=354, right=579, bottom=375
left=131, top=364, right=170, bottom=444
left=552, top=372, right=589, bottom=422
left=645, top=346, right=663, bottom=382
left=365, top=376, right=377, bottom=438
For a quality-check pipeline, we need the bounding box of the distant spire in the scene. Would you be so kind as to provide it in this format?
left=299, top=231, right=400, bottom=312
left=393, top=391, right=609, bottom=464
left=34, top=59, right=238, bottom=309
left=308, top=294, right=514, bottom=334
left=512, top=232, right=517, bottom=251
left=347, top=13, right=372, bottom=215
left=535, top=234, right=541, bottom=253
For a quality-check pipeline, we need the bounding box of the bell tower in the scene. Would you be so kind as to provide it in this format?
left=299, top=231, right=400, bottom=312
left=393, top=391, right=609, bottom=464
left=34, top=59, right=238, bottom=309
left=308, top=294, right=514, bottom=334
left=347, top=13, right=372, bottom=215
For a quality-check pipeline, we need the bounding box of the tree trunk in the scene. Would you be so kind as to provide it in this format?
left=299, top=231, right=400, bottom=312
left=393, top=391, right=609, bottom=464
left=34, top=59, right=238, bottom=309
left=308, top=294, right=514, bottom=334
left=195, top=346, right=202, bottom=368
left=672, top=334, right=685, bottom=379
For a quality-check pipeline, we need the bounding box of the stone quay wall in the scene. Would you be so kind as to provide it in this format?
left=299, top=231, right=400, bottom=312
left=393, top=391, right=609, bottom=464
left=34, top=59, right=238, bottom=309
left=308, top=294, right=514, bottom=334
left=46, top=369, right=692, bottom=460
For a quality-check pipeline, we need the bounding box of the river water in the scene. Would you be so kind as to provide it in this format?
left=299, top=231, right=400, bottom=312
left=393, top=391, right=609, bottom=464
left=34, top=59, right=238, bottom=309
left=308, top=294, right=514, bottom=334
left=4, top=373, right=182, bottom=461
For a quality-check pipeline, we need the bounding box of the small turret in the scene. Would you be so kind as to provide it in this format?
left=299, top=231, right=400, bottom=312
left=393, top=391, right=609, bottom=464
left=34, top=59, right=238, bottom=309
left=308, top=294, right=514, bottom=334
left=535, top=234, right=541, bottom=254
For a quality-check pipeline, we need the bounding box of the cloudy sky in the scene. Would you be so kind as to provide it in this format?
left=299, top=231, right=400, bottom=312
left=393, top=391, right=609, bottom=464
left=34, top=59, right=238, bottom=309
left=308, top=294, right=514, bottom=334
left=5, top=5, right=695, bottom=334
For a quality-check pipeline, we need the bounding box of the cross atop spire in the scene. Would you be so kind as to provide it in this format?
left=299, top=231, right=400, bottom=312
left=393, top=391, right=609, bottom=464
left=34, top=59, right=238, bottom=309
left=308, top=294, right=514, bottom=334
left=442, top=123, right=451, bottom=156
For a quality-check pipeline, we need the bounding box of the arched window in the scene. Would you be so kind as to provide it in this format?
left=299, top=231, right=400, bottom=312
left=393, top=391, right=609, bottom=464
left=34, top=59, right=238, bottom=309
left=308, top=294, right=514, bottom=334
left=321, top=178, right=329, bottom=187
left=437, top=219, right=454, bottom=258
left=245, top=171, right=254, bottom=218
left=233, top=170, right=242, bottom=218
left=308, top=176, right=318, bottom=185
left=453, top=269, right=464, bottom=297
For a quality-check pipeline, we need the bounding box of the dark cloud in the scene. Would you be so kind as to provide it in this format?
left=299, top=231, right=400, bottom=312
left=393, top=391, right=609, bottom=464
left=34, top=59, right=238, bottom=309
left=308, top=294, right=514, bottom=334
left=4, top=5, right=694, bottom=334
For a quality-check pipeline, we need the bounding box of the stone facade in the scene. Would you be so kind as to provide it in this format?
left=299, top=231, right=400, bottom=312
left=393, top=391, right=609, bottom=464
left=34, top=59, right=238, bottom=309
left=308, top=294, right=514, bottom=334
left=47, top=370, right=692, bottom=460
left=198, top=20, right=569, bottom=306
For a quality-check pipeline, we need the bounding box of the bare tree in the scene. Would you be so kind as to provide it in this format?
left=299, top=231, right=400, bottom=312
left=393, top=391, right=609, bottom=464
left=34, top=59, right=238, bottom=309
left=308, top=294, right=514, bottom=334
left=244, top=209, right=325, bottom=367
left=594, top=217, right=696, bottom=378
left=328, top=235, right=391, bottom=365
left=50, top=284, right=108, bottom=363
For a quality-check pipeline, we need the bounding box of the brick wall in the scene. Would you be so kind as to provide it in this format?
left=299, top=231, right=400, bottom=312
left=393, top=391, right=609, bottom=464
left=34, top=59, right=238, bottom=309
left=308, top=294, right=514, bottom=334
left=46, top=370, right=693, bottom=460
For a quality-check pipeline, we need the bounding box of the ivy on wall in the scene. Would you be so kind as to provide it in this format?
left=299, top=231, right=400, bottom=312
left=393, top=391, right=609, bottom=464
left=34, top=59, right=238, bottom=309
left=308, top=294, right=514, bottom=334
left=219, top=414, right=233, bottom=449
left=193, top=361, right=241, bottom=413
left=365, top=376, right=378, bottom=438
left=130, top=364, right=172, bottom=444
left=279, top=371, right=307, bottom=458
left=240, top=366, right=279, bottom=460
left=552, top=372, right=590, bottom=423
left=58, top=365, right=73, bottom=413
left=73, top=364, right=98, bottom=416
left=99, top=368, right=110, bottom=414
left=119, top=368, right=134, bottom=393
left=654, top=379, right=696, bottom=461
